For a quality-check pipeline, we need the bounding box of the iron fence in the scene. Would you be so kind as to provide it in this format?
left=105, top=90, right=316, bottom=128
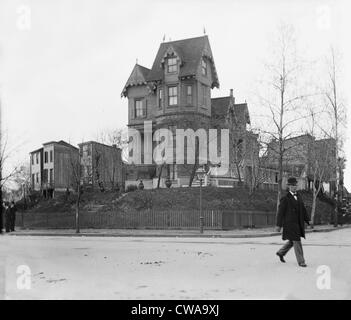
left=16, top=209, right=276, bottom=230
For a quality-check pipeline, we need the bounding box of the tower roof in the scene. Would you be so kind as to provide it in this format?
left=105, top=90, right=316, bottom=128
left=146, top=35, right=219, bottom=88
left=121, top=64, right=151, bottom=97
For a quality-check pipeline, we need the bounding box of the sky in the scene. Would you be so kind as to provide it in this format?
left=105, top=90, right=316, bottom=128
left=0, top=0, right=350, bottom=189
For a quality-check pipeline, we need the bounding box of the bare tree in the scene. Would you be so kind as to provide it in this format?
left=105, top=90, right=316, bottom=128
left=96, top=128, right=127, bottom=191
left=68, top=147, right=81, bottom=233
left=226, top=105, right=247, bottom=185
left=307, top=109, right=335, bottom=227
left=322, top=47, right=346, bottom=227
left=257, top=23, right=310, bottom=215
left=96, top=128, right=128, bottom=160
left=8, top=163, right=31, bottom=204
left=171, top=116, right=209, bottom=187
left=244, top=129, right=273, bottom=194
left=1, top=100, right=26, bottom=230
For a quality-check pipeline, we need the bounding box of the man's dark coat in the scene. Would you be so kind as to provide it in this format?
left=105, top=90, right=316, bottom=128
left=277, top=192, right=310, bottom=241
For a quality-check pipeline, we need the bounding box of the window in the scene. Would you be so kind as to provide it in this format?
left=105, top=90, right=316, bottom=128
left=186, top=85, right=192, bottom=105
left=158, top=89, right=163, bottom=108
left=168, top=86, right=178, bottom=106
left=36, top=153, right=39, bottom=164
left=49, top=169, right=53, bottom=183
left=31, top=155, right=34, bottom=165
left=44, top=151, right=48, bottom=163
left=43, top=169, right=48, bottom=182
left=202, top=85, right=207, bottom=107
left=135, top=99, right=146, bottom=118
left=83, top=144, right=91, bottom=157
left=201, top=59, right=207, bottom=76
left=50, top=150, right=53, bottom=162
left=36, top=173, right=39, bottom=184
left=237, top=139, right=243, bottom=160
left=32, top=174, right=35, bottom=186
left=167, top=57, right=177, bottom=73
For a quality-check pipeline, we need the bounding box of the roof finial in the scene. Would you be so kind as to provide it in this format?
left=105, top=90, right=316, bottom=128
left=203, top=26, right=206, bottom=35
left=162, top=34, right=166, bottom=42
left=136, top=58, right=138, bottom=64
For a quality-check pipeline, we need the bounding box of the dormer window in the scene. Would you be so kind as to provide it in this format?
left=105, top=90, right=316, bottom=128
left=167, top=57, right=177, bottom=73
left=186, top=85, right=192, bottom=105
left=201, top=59, right=207, bottom=76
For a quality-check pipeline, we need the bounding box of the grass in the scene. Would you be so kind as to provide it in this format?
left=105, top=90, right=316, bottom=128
left=25, top=187, right=334, bottom=225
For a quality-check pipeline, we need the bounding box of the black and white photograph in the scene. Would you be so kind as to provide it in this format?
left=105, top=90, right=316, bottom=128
left=0, top=0, right=351, bottom=303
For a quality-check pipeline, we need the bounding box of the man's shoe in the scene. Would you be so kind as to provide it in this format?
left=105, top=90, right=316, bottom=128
left=276, top=252, right=286, bottom=263
left=299, top=263, right=307, bottom=267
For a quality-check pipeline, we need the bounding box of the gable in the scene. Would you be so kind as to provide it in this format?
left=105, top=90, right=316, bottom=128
left=121, top=64, right=151, bottom=97
left=211, top=97, right=250, bottom=125
left=146, top=35, right=219, bottom=88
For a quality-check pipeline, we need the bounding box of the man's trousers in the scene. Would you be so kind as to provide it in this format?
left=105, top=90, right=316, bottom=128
left=277, top=240, right=305, bottom=265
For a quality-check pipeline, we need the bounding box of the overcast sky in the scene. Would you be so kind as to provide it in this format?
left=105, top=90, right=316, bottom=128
left=1, top=0, right=350, bottom=189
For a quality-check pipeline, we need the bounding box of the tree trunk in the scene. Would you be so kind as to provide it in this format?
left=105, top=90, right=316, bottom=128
left=276, top=151, right=283, bottom=216
left=157, top=163, right=164, bottom=189
left=188, top=163, right=198, bottom=187
left=75, top=186, right=80, bottom=234
left=189, top=138, right=199, bottom=187
left=310, top=189, right=317, bottom=228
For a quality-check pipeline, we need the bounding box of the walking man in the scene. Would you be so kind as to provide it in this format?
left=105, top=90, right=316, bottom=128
left=275, top=177, right=310, bottom=267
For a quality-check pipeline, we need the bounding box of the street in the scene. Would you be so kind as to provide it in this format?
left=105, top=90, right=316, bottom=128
left=1, top=228, right=351, bottom=299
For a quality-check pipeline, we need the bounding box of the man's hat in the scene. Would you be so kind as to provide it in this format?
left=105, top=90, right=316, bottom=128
left=287, top=177, right=298, bottom=186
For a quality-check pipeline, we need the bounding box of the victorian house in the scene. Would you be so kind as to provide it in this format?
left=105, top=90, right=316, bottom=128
left=121, top=35, right=257, bottom=189
left=265, top=134, right=337, bottom=194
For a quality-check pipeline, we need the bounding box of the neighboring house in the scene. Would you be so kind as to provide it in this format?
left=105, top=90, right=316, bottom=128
left=29, top=147, right=43, bottom=191
left=209, top=91, right=258, bottom=188
left=122, top=35, right=257, bottom=189
left=265, top=134, right=337, bottom=192
left=79, top=141, right=124, bottom=191
left=29, top=140, right=79, bottom=197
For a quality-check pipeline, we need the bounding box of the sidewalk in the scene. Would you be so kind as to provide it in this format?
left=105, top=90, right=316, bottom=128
left=5, top=224, right=350, bottom=238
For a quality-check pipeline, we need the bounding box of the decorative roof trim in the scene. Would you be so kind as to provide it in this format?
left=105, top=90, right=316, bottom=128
left=160, top=45, right=182, bottom=68
left=121, top=64, right=151, bottom=97
left=201, top=51, right=219, bottom=89
left=121, top=81, right=148, bottom=98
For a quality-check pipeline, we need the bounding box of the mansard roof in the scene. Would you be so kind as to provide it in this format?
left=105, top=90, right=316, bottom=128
left=211, top=96, right=250, bottom=124
left=146, top=35, right=219, bottom=88
left=121, top=64, right=151, bottom=97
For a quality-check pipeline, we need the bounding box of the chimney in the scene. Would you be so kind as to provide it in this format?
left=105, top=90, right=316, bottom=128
left=112, top=144, right=117, bottom=148
left=230, top=89, right=235, bottom=104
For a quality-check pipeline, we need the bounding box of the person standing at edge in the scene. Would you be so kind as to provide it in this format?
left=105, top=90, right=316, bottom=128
left=10, top=200, right=17, bottom=232
left=275, top=177, right=310, bottom=267
left=4, top=202, right=11, bottom=233
left=0, top=202, right=3, bottom=234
